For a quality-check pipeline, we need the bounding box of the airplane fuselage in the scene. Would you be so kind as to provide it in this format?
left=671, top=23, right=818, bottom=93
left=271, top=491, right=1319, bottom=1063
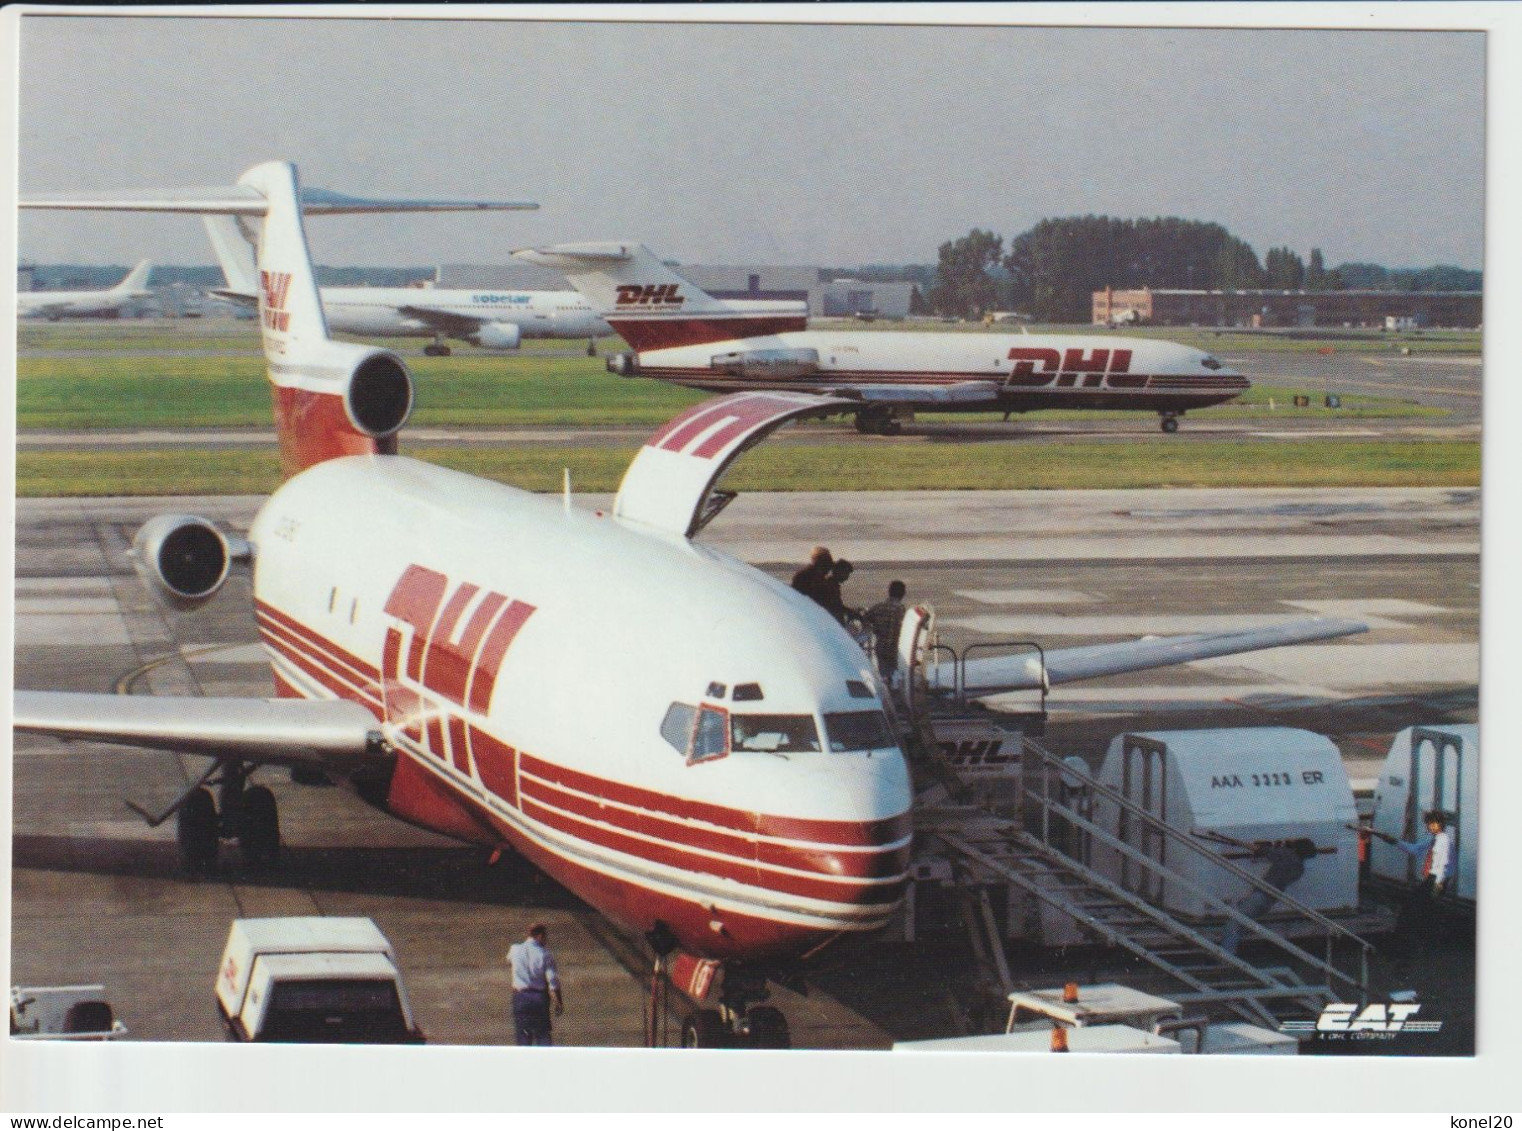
left=629, top=330, right=1249, bottom=414
left=18, top=291, right=150, bottom=319
left=248, top=455, right=914, bottom=960
left=319, top=287, right=611, bottom=340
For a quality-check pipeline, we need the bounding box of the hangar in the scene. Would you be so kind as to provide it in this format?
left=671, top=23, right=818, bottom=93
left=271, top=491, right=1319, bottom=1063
left=1093, top=286, right=1482, bottom=329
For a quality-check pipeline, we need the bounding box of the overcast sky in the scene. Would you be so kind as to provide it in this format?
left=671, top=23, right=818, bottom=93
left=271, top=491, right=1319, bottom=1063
left=15, top=13, right=1487, bottom=271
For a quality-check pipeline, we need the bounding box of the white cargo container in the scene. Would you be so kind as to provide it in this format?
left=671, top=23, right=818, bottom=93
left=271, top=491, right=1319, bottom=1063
left=1369, top=725, right=1477, bottom=903
left=216, top=917, right=423, bottom=1043
left=1093, top=728, right=1359, bottom=918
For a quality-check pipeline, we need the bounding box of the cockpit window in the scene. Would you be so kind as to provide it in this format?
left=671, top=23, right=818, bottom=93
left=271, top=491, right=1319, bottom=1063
left=660, top=702, right=697, bottom=754
left=1201, top=356, right=1223, bottom=370
left=692, top=705, right=729, bottom=762
left=730, top=714, right=821, bottom=754
left=823, top=710, right=895, bottom=753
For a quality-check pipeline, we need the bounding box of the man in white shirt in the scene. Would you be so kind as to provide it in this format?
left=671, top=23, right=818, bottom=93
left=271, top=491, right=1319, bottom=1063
left=507, top=922, right=564, bottom=1046
left=1387, top=809, right=1454, bottom=896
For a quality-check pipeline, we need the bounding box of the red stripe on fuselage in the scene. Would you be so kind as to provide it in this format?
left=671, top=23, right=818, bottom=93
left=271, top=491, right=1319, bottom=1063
left=611, top=314, right=807, bottom=351
left=520, top=752, right=912, bottom=846
left=255, top=599, right=381, bottom=680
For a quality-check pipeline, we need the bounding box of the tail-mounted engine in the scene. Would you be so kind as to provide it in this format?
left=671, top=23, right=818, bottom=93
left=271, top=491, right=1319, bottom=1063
left=132, top=515, right=252, bottom=609
left=467, top=321, right=522, bottom=350
left=343, top=348, right=414, bottom=439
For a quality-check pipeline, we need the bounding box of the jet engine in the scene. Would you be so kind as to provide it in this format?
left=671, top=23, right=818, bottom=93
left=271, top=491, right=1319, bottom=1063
left=606, top=352, right=640, bottom=377
left=132, top=514, right=252, bottom=609
left=710, top=347, right=820, bottom=381
left=468, top=321, right=522, bottom=350
left=342, top=348, right=414, bottom=439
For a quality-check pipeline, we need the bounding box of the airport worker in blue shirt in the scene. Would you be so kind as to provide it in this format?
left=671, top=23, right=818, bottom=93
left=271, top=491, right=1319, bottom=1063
left=1385, top=810, right=1454, bottom=897
left=507, top=922, right=564, bottom=1046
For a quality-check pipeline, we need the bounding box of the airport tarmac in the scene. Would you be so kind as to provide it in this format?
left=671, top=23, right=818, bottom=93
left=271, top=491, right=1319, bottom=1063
left=10, top=487, right=1478, bottom=1049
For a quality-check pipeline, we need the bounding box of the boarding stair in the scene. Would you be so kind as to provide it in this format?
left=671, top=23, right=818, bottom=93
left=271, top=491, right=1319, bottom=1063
left=912, top=733, right=1375, bottom=1030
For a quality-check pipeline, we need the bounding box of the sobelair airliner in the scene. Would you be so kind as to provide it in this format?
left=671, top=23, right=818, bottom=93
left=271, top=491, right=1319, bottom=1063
left=17, top=163, right=1363, bottom=1047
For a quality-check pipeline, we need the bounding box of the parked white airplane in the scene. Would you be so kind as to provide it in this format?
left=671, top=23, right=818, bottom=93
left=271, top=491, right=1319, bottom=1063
left=202, top=215, right=608, bottom=355
left=515, top=243, right=1250, bottom=433
left=17, top=162, right=1362, bottom=1047
left=18, top=260, right=154, bottom=320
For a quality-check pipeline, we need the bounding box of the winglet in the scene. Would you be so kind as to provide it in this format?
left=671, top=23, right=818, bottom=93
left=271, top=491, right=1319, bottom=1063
left=615, top=391, right=852, bottom=539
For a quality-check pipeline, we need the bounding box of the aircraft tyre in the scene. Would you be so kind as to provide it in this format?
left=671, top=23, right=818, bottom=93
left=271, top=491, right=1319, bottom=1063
left=586, top=339, right=597, bottom=357
left=423, top=343, right=452, bottom=358
left=681, top=1009, right=730, bottom=1049
left=1160, top=416, right=1179, bottom=433
left=177, top=787, right=220, bottom=873
left=237, top=784, right=281, bottom=870
left=745, top=1006, right=790, bottom=1049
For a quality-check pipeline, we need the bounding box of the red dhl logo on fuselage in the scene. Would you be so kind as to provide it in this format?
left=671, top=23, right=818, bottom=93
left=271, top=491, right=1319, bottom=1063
left=260, top=270, right=292, bottom=333
left=381, top=564, right=536, bottom=723
left=1008, top=347, right=1133, bottom=375
left=615, top=283, right=684, bottom=307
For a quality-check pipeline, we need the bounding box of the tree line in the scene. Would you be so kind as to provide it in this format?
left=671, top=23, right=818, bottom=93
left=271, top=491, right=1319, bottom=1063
left=918, top=217, right=1483, bottom=322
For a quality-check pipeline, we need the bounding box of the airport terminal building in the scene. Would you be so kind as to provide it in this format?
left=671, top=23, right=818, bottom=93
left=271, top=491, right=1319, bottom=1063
left=1093, top=286, right=1482, bottom=329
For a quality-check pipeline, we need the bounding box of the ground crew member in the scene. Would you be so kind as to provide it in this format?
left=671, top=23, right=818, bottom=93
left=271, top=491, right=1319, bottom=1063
left=1374, top=810, right=1454, bottom=899
left=507, top=922, right=563, bottom=1046
left=1218, top=837, right=1318, bottom=954
left=791, top=547, right=834, bottom=608
left=863, top=580, right=909, bottom=680
left=819, top=558, right=858, bottom=625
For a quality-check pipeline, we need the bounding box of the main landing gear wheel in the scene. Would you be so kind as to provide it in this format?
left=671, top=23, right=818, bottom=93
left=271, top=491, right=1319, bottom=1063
left=237, top=784, right=281, bottom=870
left=586, top=338, right=598, bottom=357
left=176, top=786, right=219, bottom=873
left=681, top=1009, right=730, bottom=1049
left=744, top=1005, right=791, bottom=1049
left=855, top=409, right=902, bottom=436
left=1160, top=415, right=1180, bottom=433
left=423, top=342, right=452, bottom=357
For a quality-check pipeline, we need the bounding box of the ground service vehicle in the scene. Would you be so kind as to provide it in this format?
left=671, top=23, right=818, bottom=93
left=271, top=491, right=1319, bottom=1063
left=216, top=917, right=424, bottom=1044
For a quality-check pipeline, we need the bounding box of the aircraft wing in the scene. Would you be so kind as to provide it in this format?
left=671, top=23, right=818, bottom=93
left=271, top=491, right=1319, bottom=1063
left=13, top=690, right=384, bottom=771
left=23, top=186, right=536, bottom=217
left=829, top=380, right=1002, bottom=404
left=395, top=304, right=491, bottom=336
left=933, top=617, right=1368, bottom=696
left=209, top=288, right=258, bottom=307
left=616, top=391, right=855, bottom=539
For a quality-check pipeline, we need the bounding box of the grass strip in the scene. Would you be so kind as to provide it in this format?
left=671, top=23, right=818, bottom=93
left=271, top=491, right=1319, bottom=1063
left=16, top=439, right=1480, bottom=498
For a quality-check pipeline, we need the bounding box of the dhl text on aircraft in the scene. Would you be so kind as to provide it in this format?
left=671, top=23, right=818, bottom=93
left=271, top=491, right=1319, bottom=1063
left=17, top=164, right=1360, bottom=1047
left=514, top=242, right=1248, bottom=434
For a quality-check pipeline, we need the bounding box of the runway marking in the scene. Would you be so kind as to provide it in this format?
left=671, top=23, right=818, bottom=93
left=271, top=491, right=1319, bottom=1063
left=14, top=597, right=122, bottom=615
left=15, top=612, right=133, bottom=648
left=181, top=643, right=267, bottom=664
left=1190, top=643, right=1477, bottom=687
left=1246, top=429, right=1381, bottom=438
left=955, top=588, right=1095, bottom=605
left=1284, top=598, right=1451, bottom=618
left=14, top=576, right=115, bottom=593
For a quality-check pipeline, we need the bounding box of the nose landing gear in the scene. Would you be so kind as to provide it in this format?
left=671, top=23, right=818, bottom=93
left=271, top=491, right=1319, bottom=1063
left=655, top=947, right=794, bottom=1049
left=1159, top=412, right=1181, bottom=433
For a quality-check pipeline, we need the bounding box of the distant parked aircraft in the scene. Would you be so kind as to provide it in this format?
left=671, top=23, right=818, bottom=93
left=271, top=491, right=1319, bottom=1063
left=203, top=215, right=608, bottom=355
left=516, top=242, right=1249, bottom=433
left=18, top=260, right=154, bottom=320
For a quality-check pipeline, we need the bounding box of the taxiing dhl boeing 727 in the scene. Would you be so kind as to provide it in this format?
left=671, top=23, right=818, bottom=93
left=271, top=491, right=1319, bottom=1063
left=515, top=242, right=1249, bottom=433
left=17, top=163, right=1359, bottom=1048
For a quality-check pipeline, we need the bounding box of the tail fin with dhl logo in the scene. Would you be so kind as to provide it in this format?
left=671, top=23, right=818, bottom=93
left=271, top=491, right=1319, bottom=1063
left=22, top=161, right=536, bottom=477
left=513, top=242, right=807, bottom=351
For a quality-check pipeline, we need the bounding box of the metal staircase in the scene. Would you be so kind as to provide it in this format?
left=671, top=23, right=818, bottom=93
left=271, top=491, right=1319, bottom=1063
left=911, top=736, right=1374, bottom=1030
